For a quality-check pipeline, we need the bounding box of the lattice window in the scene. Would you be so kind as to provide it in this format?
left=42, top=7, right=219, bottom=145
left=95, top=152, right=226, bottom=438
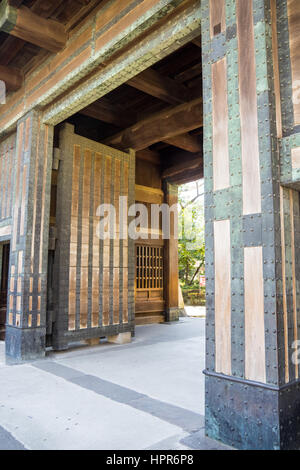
left=136, top=245, right=163, bottom=290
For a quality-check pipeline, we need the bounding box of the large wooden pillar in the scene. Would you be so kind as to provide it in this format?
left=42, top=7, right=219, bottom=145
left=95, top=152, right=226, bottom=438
left=5, top=111, right=53, bottom=362
left=203, top=0, right=300, bottom=450
left=165, top=183, right=180, bottom=322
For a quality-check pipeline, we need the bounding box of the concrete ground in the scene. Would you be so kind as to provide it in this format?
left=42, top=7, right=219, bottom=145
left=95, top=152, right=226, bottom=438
left=0, top=318, right=231, bottom=450
left=184, top=306, right=206, bottom=318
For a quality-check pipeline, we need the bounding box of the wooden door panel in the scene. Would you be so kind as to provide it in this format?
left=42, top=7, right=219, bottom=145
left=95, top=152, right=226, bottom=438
left=0, top=243, right=10, bottom=339
left=53, top=124, right=135, bottom=348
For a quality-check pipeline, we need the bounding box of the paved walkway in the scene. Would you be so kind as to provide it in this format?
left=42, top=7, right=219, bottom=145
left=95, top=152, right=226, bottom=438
left=184, top=306, right=206, bottom=318
left=0, top=318, right=230, bottom=450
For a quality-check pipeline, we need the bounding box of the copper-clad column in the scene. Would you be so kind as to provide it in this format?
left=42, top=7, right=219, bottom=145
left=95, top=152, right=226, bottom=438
left=5, top=110, right=53, bottom=362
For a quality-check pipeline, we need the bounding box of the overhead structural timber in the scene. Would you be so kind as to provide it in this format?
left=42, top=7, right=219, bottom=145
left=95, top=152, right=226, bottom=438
left=103, top=97, right=202, bottom=152
left=0, top=0, right=67, bottom=52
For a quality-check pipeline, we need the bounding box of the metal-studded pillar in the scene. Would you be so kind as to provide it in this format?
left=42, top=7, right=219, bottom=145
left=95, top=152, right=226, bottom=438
left=202, top=0, right=300, bottom=450
left=5, top=110, right=54, bottom=362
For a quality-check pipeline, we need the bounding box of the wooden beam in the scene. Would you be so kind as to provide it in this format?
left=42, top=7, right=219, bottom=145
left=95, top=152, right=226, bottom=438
left=192, top=36, right=201, bottom=48
left=174, top=63, right=201, bottom=83
left=164, top=133, right=201, bottom=153
left=103, top=98, right=202, bottom=151
left=162, top=155, right=202, bottom=179
left=80, top=100, right=134, bottom=128
left=65, top=0, right=100, bottom=32
left=127, top=68, right=192, bottom=105
left=8, top=0, right=24, bottom=7
left=0, top=0, right=65, bottom=65
left=0, top=1, right=66, bottom=52
left=0, top=65, right=23, bottom=91
left=82, top=98, right=202, bottom=153
left=135, top=185, right=164, bottom=204
left=0, top=35, right=24, bottom=66
left=166, top=167, right=203, bottom=185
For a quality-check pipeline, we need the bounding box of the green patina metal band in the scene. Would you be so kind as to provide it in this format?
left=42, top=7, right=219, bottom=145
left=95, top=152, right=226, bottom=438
left=0, top=0, right=17, bottom=34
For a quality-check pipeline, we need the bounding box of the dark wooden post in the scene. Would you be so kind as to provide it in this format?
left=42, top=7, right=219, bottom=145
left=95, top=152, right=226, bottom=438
left=165, top=182, right=180, bottom=322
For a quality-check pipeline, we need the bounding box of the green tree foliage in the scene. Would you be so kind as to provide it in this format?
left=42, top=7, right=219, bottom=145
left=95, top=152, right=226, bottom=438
left=178, top=180, right=205, bottom=304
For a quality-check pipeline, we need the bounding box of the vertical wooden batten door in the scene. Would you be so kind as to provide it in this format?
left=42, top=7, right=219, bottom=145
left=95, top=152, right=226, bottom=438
left=0, top=244, right=10, bottom=340
left=52, top=124, right=135, bottom=349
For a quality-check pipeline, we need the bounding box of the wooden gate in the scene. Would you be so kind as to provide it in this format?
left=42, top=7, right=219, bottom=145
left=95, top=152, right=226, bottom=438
left=0, top=243, right=10, bottom=340
left=135, top=185, right=165, bottom=325
left=52, top=124, right=135, bottom=349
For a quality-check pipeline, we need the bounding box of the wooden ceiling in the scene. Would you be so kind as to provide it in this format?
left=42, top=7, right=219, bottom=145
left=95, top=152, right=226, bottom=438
left=0, top=0, right=101, bottom=73
left=70, top=39, right=203, bottom=185
left=0, top=0, right=203, bottom=184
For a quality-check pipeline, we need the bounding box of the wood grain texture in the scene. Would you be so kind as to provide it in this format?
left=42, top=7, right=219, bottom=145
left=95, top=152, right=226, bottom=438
left=271, top=0, right=282, bottom=138
left=38, top=124, right=50, bottom=274
left=135, top=185, right=164, bottom=204
left=30, top=117, right=40, bottom=274
left=80, top=149, right=91, bottom=329
left=165, top=189, right=178, bottom=310
left=244, top=247, right=266, bottom=383
left=289, top=189, right=298, bottom=379
left=123, top=160, right=129, bottom=324
left=12, top=121, right=24, bottom=252
left=12, top=5, right=67, bottom=52
left=104, top=98, right=202, bottom=151
left=0, top=65, right=23, bottom=91
left=113, top=159, right=120, bottom=325
left=212, top=58, right=230, bottom=191
left=0, top=133, right=15, bottom=222
left=64, top=131, right=132, bottom=334
left=237, top=0, right=261, bottom=215
left=287, top=0, right=300, bottom=125
left=280, top=186, right=290, bottom=383
left=68, top=145, right=80, bottom=331
left=127, top=67, right=192, bottom=105
left=214, top=219, right=231, bottom=376
left=291, top=147, right=300, bottom=169
left=92, top=152, right=102, bottom=327
left=210, top=0, right=225, bottom=38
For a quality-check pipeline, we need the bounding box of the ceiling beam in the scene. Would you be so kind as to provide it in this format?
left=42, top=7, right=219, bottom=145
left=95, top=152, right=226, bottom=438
left=80, top=100, right=134, bottom=128
left=167, top=167, right=203, bottom=185
left=0, top=65, right=23, bottom=91
left=0, top=1, right=65, bottom=65
left=0, top=0, right=67, bottom=52
left=162, top=154, right=202, bottom=179
left=0, top=36, right=24, bottom=66
left=164, top=133, right=201, bottom=153
left=103, top=97, right=202, bottom=151
left=174, top=63, right=201, bottom=83
left=8, top=0, right=24, bottom=7
left=81, top=98, right=202, bottom=153
left=127, top=68, right=192, bottom=105
left=192, top=37, right=201, bottom=48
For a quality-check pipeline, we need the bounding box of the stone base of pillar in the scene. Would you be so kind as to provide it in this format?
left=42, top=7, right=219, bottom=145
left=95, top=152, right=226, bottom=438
left=205, top=371, right=300, bottom=450
left=5, top=326, right=46, bottom=363
left=166, top=307, right=180, bottom=322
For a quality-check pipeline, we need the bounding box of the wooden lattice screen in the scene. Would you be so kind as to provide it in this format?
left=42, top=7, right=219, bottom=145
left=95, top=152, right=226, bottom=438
left=136, top=245, right=164, bottom=291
